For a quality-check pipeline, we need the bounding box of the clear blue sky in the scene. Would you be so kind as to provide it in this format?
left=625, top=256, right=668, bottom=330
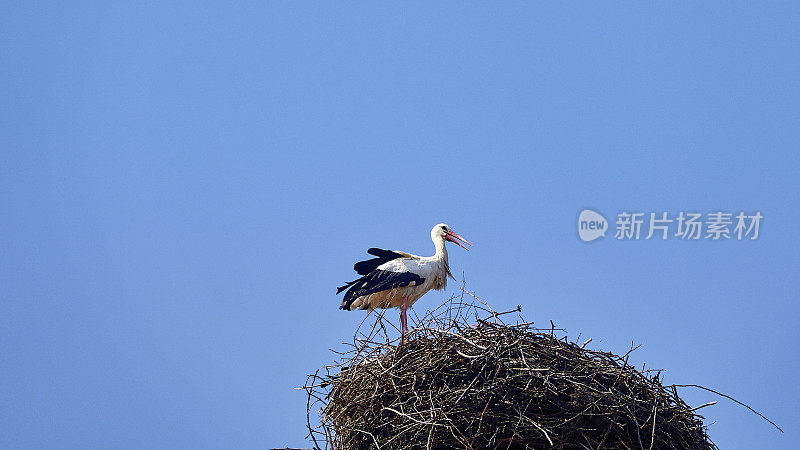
left=1, top=2, right=798, bottom=449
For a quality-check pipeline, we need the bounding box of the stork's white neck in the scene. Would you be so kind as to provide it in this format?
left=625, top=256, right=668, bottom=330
left=430, top=236, right=453, bottom=287
left=433, top=236, right=448, bottom=261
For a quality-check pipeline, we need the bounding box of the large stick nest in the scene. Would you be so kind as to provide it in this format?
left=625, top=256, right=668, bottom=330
left=304, top=294, right=716, bottom=449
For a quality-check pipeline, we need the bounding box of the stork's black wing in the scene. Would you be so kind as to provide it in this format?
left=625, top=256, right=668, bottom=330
left=337, top=248, right=409, bottom=294
left=337, top=247, right=421, bottom=311
left=338, top=269, right=425, bottom=311
left=353, top=248, right=409, bottom=275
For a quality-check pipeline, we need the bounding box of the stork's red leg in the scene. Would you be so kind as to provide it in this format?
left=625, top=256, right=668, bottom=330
left=400, top=296, right=409, bottom=335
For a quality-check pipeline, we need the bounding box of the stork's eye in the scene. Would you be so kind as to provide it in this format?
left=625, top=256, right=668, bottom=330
left=441, top=225, right=447, bottom=230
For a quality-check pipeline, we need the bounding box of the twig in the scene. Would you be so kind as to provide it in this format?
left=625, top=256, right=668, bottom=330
left=689, top=401, right=718, bottom=412
left=671, top=384, right=783, bottom=433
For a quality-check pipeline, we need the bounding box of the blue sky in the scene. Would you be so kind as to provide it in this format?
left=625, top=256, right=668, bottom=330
left=1, top=2, right=798, bottom=449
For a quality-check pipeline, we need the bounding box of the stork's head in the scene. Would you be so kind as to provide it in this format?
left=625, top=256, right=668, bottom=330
left=431, top=223, right=473, bottom=251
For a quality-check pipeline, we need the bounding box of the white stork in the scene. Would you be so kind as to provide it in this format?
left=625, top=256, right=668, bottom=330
left=337, top=223, right=472, bottom=334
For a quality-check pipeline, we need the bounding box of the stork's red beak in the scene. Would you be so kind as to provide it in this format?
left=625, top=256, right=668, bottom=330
left=445, top=231, right=473, bottom=251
